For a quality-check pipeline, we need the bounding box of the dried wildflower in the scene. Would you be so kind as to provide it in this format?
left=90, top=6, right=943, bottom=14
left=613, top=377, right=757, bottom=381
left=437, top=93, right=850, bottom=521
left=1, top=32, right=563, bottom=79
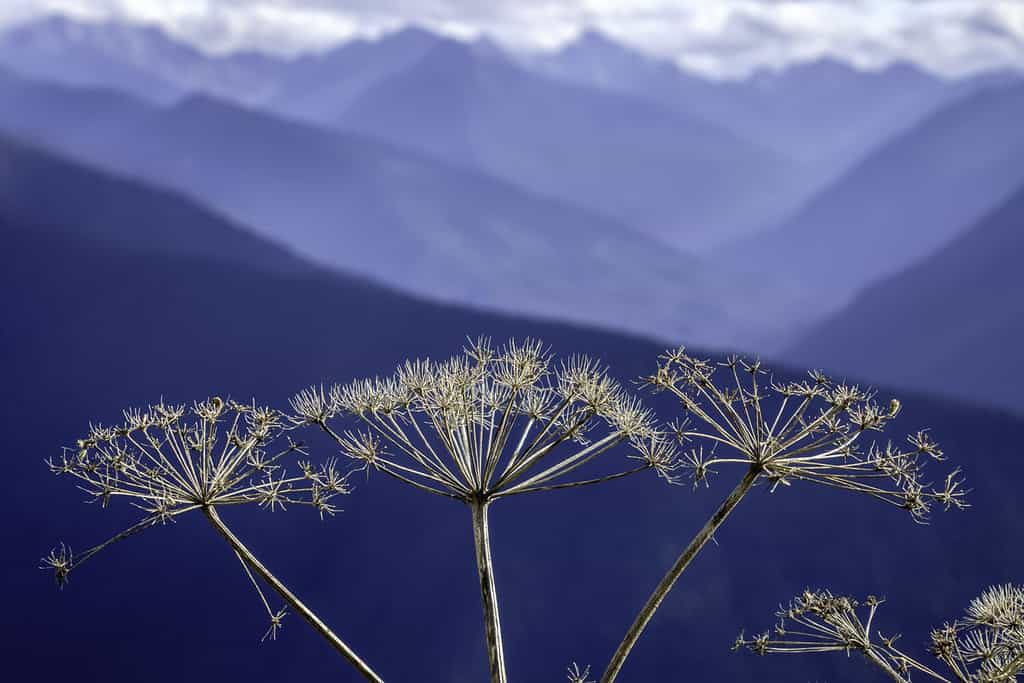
left=737, top=585, right=1024, bottom=682
left=600, top=349, right=967, bottom=683
left=294, top=337, right=674, bottom=501
left=567, top=662, right=595, bottom=683
left=44, top=397, right=382, bottom=683
left=931, top=584, right=1024, bottom=682
left=43, top=398, right=345, bottom=577
left=293, top=337, right=673, bottom=683
left=263, top=607, right=289, bottom=643
left=647, top=350, right=966, bottom=520
left=40, top=543, right=72, bottom=588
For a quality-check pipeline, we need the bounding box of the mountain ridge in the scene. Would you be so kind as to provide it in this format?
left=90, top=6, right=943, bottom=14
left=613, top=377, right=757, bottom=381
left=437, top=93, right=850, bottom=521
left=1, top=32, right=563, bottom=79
left=718, top=80, right=1024, bottom=319
left=533, top=27, right=1022, bottom=189
left=0, top=69, right=817, bottom=351
left=339, top=36, right=808, bottom=250
left=783, top=182, right=1024, bottom=415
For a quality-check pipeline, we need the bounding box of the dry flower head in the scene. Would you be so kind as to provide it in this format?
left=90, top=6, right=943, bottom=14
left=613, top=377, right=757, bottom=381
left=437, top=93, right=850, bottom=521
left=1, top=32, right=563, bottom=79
left=42, top=396, right=350, bottom=637
left=291, top=337, right=678, bottom=502
left=736, top=585, right=1024, bottom=682
left=646, top=349, right=969, bottom=521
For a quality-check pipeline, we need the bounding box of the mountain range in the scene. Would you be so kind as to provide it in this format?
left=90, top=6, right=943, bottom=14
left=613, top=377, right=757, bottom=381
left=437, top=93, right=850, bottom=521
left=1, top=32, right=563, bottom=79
left=0, top=133, right=308, bottom=274
left=0, top=16, right=816, bottom=251
left=2, top=14, right=1022, bottom=412
left=3, top=133, right=1021, bottom=682
left=720, top=81, right=1024, bottom=316
left=0, top=72, right=818, bottom=351
left=529, top=29, right=1019, bottom=175
left=333, top=38, right=807, bottom=251
left=0, top=14, right=279, bottom=105
left=0, top=15, right=452, bottom=114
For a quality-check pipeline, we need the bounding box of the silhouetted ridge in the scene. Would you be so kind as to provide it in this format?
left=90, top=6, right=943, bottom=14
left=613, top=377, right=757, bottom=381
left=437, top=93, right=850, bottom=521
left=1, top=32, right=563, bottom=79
left=0, top=133, right=310, bottom=274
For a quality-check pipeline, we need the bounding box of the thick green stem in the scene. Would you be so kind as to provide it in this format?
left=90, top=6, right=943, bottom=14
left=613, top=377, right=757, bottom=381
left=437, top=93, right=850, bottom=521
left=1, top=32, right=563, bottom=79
left=203, top=506, right=385, bottom=683
left=470, top=499, right=508, bottom=683
left=601, top=466, right=760, bottom=683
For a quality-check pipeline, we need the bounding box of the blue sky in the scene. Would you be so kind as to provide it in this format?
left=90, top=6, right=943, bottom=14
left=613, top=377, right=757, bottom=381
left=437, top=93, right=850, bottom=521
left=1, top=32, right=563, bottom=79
left=1, top=1, right=1022, bottom=77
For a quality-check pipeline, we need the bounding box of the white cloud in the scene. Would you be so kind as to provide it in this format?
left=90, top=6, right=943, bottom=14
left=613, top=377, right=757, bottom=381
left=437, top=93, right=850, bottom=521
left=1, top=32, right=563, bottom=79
left=1, top=0, right=1021, bottom=77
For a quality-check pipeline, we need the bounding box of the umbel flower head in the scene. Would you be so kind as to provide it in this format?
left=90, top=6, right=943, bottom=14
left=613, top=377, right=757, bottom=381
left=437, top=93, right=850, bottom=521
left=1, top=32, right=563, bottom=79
left=42, top=397, right=348, bottom=586
left=931, top=584, right=1024, bottom=682
left=291, top=337, right=677, bottom=501
left=735, top=585, right=1024, bottom=683
left=646, top=348, right=969, bottom=521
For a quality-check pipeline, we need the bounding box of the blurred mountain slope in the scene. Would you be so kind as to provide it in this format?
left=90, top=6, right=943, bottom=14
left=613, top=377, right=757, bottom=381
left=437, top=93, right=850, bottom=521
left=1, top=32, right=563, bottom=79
left=0, top=133, right=308, bottom=274
left=0, top=16, right=818, bottom=252
left=530, top=29, right=1018, bottom=175
left=784, top=183, right=1024, bottom=415
left=0, top=15, right=445, bottom=115
left=338, top=38, right=808, bottom=250
left=0, top=71, right=816, bottom=350
left=720, top=82, right=1024, bottom=319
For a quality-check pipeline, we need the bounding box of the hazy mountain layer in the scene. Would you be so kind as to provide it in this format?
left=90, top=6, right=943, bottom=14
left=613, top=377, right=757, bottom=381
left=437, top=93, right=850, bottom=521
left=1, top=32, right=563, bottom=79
left=531, top=29, right=1017, bottom=176
left=0, top=134, right=308, bottom=274
left=0, top=17, right=819, bottom=250
left=338, top=39, right=808, bottom=250
left=0, top=71, right=817, bottom=351
left=785, top=183, right=1024, bottom=415
left=721, top=82, right=1024, bottom=320
left=0, top=15, right=444, bottom=115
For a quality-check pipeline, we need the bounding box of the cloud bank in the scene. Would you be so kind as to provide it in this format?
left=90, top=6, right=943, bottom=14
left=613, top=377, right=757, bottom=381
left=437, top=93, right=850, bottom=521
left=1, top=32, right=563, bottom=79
left=1, top=0, right=1022, bottom=77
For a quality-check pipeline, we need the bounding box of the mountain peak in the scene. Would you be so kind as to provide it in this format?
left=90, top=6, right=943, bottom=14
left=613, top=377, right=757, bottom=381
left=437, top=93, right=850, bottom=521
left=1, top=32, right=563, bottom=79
left=748, top=56, right=858, bottom=85
left=749, top=56, right=942, bottom=89
left=3, top=14, right=82, bottom=42
left=879, top=59, right=940, bottom=83
left=171, top=90, right=226, bottom=112
left=574, top=28, right=622, bottom=49
left=470, top=35, right=508, bottom=63
left=561, top=28, right=646, bottom=62
left=414, top=36, right=478, bottom=72
left=379, top=25, right=443, bottom=51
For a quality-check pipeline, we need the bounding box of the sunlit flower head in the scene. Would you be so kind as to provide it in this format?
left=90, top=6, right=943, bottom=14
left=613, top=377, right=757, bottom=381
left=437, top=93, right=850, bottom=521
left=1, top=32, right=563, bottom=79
left=43, top=397, right=348, bottom=585
left=646, top=349, right=968, bottom=521
left=292, top=337, right=677, bottom=502
left=736, top=585, right=1024, bottom=683
left=932, top=584, right=1024, bottom=682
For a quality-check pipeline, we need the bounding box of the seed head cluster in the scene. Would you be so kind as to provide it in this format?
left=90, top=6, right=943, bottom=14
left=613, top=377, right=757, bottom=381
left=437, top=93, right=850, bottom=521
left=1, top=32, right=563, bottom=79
left=647, top=348, right=968, bottom=521
left=931, top=584, right=1024, bottom=682
left=736, top=585, right=1024, bottom=682
left=291, top=338, right=678, bottom=501
left=42, top=397, right=348, bottom=585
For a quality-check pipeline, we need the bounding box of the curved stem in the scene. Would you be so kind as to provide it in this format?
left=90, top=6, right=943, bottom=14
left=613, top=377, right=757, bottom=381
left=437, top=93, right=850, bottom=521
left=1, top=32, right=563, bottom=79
left=601, top=466, right=760, bottom=683
left=865, top=648, right=910, bottom=683
left=202, top=506, right=385, bottom=683
left=883, top=644, right=955, bottom=682
left=470, top=499, right=508, bottom=683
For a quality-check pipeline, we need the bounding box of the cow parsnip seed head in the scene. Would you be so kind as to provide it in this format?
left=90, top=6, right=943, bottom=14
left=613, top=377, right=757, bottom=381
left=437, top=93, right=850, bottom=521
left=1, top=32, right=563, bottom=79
left=647, top=348, right=968, bottom=521
left=293, top=337, right=678, bottom=502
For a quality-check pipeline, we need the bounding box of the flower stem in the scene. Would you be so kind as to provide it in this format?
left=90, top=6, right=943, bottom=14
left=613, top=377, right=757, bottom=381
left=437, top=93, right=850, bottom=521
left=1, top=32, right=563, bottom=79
left=865, top=649, right=910, bottom=682
left=202, top=506, right=385, bottom=683
left=600, top=465, right=760, bottom=683
left=469, top=499, right=508, bottom=683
